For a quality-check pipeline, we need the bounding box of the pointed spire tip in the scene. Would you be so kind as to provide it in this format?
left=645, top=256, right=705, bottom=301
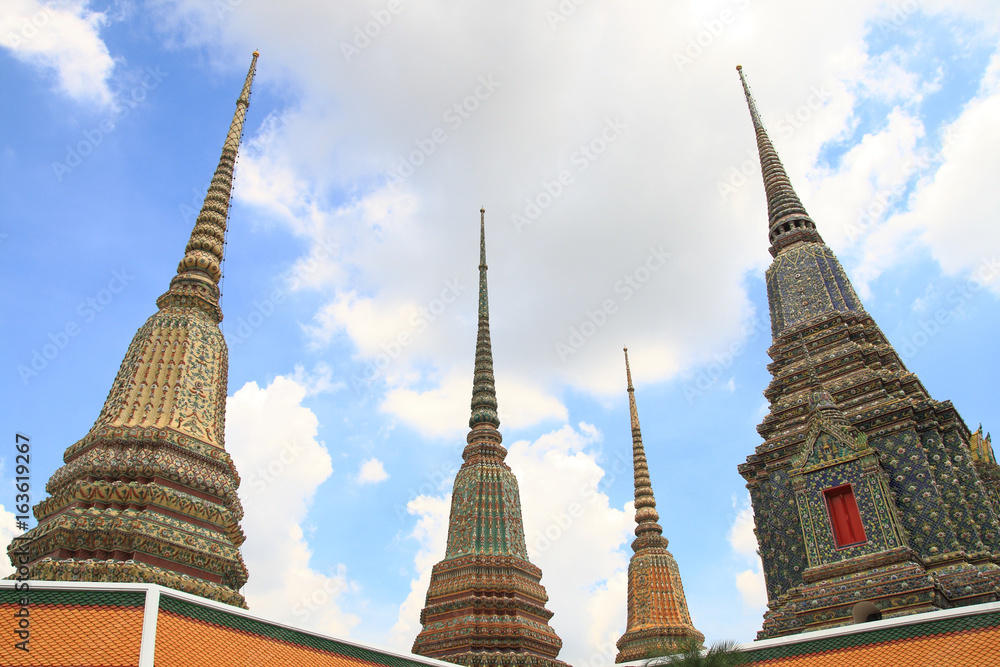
left=624, top=347, right=634, bottom=391
left=737, top=64, right=822, bottom=254
left=470, top=208, right=499, bottom=430
left=163, top=48, right=258, bottom=319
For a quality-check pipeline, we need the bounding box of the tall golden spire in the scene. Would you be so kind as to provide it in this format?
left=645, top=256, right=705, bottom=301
left=7, top=53, right=260, bottom=608
left=625, top=347, right=664, bottom=542
left=159, top=51, right=259, bottom=322
left=617, top=348, right=703, bottom=663
left=736, top=65, right=822, bottom=257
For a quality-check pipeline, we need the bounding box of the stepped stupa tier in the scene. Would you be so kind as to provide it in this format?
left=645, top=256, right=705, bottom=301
left=412, top=210, right=568, bottom=667
left=615, top=348, right=703, bottom=662
left=7, top=53, right=260, bottom=607
left=735, top=65, right=1000, bottom=639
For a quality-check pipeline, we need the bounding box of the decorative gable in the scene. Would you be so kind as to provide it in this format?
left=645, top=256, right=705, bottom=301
left=792, top=412, right=870, bottom=475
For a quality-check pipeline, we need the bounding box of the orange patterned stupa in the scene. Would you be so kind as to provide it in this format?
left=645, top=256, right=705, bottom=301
left=412, top=210, right=567, bottom=667
left=6, top=53, right=260, bottom=607
left=615, top=348, right=704, bottom=662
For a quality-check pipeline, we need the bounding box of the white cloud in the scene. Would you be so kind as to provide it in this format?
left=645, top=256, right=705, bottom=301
left=885, top=52, right=1000, bottom=294
left=226, top=376, right=359, bottom=636
left=380, top=371, right=568, bottom=439
left=357, top=457, right=389, bottom=484
left=0, top=0, right=115, bottom=107
left=0, top=507, right=17, bottom=578
left=509, top=423, right=633, bottom=666
left=806, top=107, right=926, bottom=294
left=153, top=0, right=905, bottom=432
left=728, top=494, right=767, bottom=610
left=388, top=423, right=632, bottom=665
left=290, top=362, right=345, bottom=395
left=388, top=493, right=451, bottom=651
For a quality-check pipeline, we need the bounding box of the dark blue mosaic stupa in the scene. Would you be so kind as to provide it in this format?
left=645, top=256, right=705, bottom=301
left=735, top=65, right=1000, bottom=639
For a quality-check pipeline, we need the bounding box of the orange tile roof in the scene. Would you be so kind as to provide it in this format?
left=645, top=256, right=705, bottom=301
left=741, top=610, right=1000, bottom=667
left=154, top=612, right=386, bottom=667
left=0, top=590, right=144, bottom=667
left=744, top=628, right=1000, bottom=666
left=3, top=582, right=999, bottom=667
left=153, top=594, right=444, bottom=667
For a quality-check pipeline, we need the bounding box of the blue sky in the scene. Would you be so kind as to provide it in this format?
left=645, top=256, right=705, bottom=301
left=2, top=0, right=1000, bottom=663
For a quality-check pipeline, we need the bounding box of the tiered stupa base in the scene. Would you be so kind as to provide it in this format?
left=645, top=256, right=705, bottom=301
left=24, top=557, right=245, bottom=607
left=413, top=555, right=566, bottom=667
left=615, top=536, right=703, bottom=663
left=758, top=548, right=1000, bottom=638
left=8, top=426, right=248, bottom=607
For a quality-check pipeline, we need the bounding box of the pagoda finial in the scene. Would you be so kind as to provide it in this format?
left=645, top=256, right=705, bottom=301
left=469, top=208, right=500, bottom=430
left=624, top=347, right=664, bottom=543
left=736, top=65, right=822, bottom=257
left=736, top=64, right=764, bottom=130
left=171, top=52, right=258, bottom=294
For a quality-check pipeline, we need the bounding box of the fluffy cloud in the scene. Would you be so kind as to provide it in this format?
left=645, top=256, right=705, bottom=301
left=155, top=0, right=989, bottom=445
left=226, top=376, right=359, bottom=636
left=388, top=493, right=451, bottom=650
left=509, top=424, right=633, bottom=665
left=885, top=52, right=1000, bottom=294
left=388, top=423, right=632, bottom=665
left=0, top=0, right=115, bottom=106
left=152, top=0, right=907, bottom=438
left=381, top=371, right=568, bottom=439
left=728, top=494, right=767, bottom=610
left=357, top=457, right=389, bottom=484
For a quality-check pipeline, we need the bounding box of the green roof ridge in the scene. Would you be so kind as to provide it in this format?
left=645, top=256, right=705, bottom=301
left=742, top=611, right=1000, bottom=661
left=0, top=588, right=144, bottom=607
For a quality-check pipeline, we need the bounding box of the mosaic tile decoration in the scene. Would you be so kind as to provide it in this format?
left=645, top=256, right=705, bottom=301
left=736, top=67, right=1000, bottom=639
left=413, top=212, right=566, bottom=667
left=5, top=53, right=261, bottom=609
left=616, top=349, right=703, bottom=662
